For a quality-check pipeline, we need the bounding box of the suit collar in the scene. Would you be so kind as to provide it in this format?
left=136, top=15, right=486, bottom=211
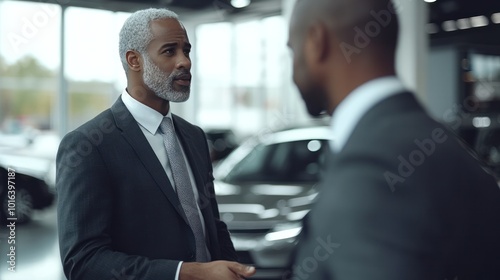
left=330, top=76, right=407, bottom=153
left=120, top=89, right=168, bottom=135
left=335, top=92, right=423, bottom=158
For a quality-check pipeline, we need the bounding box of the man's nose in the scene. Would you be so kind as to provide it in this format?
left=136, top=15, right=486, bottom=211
left=176, top=54, right=191, bottom=70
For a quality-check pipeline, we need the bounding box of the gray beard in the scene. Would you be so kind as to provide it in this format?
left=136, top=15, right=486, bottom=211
left=142, top=55, right=190, bottom=102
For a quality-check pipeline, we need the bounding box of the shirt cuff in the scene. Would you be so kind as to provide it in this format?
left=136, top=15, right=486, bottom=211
left=175, top=261, right=183, bottom=280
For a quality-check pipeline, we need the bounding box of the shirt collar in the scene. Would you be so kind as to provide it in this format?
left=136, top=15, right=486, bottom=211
left=330, top=76, right=407, bottom=152
left=121, top=89, right=172, bottom=135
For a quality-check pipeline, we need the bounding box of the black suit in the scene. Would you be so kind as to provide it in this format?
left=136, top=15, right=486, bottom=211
left=293, top=92, right=500, bottom=279
left=56, top=97, right=237, bottom=280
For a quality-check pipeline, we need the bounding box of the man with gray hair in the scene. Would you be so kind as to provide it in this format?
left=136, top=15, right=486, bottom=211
left=56, top=8, right=255, bottom=280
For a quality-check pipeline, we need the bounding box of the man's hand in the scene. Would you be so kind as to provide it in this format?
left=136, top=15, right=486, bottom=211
left=179, top=261, right=256, bottom=280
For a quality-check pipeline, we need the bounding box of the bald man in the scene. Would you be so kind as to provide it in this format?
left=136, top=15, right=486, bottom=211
left=287, top=0, right=500, bottom=279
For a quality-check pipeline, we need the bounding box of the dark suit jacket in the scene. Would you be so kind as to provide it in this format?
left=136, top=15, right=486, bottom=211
left=56, top=97, right=237, bottom=280
left=293, top=92, right=500, bottom=279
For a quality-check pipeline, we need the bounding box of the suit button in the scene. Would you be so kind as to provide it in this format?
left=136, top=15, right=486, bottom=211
left=189, top=252, right=195, bottom=261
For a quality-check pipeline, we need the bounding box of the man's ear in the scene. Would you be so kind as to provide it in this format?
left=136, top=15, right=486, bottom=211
left=304, top=22, right=329, bottom=65
left=126, top=50, right=142, bottom=72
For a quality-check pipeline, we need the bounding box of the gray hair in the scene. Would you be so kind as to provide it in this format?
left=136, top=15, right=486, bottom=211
left=119, top=8, right=179, bottom=72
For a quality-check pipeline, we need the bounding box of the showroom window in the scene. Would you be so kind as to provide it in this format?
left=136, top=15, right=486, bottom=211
left=0, top=1, right=130, bottom=139
left=195, top=22, right=233, bottom=129
left=195, top=15, right=293, bottom=137
left=65, top=7, right=129, bottom=130
left=0, top=0, right=61, bottom=134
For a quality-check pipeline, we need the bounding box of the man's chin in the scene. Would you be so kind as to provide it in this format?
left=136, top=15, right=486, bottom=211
left=169, top=94, right=190, bottom=103
left=168, top=92, right=190, bottom=103
left=154, top=90, right=190, bottom=103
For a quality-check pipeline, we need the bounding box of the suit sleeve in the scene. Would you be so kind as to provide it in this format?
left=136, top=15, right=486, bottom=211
left=56, top=130, right=180, bottom=280
left=198, top=126, right=238, bottom=262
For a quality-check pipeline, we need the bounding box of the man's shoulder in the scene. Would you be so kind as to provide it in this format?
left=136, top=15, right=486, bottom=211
left=172, top=114, right=204, bottom=135
left=61, top=108, right=117, bottom=144
left=77, top=108, right=116, bottom=132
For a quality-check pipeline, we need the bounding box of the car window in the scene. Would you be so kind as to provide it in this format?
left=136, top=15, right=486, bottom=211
left=224, top=139, right=328, bottom=184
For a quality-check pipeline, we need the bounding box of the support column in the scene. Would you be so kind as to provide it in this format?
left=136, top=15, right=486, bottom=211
left=395, top=0, right=429, bottom=104
left=56, top=5, right=68, bottom=136
left=282, top=0, right=311, bottom=123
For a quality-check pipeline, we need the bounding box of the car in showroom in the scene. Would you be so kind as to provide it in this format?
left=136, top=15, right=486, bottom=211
left=205, top=128, right=239, bottom=163
left=213, top=124, right=332, bottom=279
left=0, top=165, right=55, bottom=224
left=0, top=132, right=58, bottom=224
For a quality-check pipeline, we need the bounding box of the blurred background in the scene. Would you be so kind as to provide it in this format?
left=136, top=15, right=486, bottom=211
left=0, top=0, right=500, bottom=279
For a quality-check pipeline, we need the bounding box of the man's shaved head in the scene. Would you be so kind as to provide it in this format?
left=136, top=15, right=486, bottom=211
left=288, top=0, right=400, bottom=116
left=291, top=0, right=399, bottom=56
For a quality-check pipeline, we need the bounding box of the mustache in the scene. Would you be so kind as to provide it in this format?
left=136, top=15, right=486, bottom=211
left=171, top=70, right=191, bottom=80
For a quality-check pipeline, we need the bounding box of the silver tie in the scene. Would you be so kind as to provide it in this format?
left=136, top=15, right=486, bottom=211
left=159, top=117, right=209, bottom=262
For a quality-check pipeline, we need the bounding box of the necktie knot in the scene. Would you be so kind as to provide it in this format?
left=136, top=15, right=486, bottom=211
left=159, top=116, right=174, bottom=135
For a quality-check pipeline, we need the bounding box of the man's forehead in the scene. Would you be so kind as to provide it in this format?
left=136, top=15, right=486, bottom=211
left=150, top=18, right=184, bottom=32
left=150, top=19, right=188, bottom=40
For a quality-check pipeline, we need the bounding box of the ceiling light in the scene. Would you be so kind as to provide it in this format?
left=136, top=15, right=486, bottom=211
left=424, top=0, right=437, bottom=3
left=493, top=13, right=500, bottom=24
left=442, top=20, right=457, bottom=32
left=470, top=15, right=489, bottom=27
left=231, top=0, right=251, bottom=8
left=456, top=18, right=471, bottom=30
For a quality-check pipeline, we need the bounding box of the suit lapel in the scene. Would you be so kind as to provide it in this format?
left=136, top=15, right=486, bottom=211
left=111, top=98, right=189, bottom=224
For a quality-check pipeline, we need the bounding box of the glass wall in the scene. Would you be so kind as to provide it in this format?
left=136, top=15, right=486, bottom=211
left=65, top=7, right=129, bottom=130
left=0, top=1, right=130, bottom=137
left=195, top=22, right=234, bottom=129
left=195, top=15, right=304, bottom=138
left=0, top=0, right=61, bottom=135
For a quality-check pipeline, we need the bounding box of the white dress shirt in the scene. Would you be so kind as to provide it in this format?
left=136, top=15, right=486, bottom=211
left=121, top=89, right=207, bottom=279
left=330, top=76, right=407, bottom=153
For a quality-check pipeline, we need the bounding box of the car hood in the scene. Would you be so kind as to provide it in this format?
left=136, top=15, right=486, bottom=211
left=214, top=180, right=318, bottom=231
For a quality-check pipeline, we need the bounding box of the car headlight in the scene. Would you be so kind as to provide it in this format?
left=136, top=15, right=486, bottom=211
left=264, top=222, right=302, bottom=242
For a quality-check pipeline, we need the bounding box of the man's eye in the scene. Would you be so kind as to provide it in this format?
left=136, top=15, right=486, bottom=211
left=184, top=49, right=191, bottom=56
left=164, top=49, right=174, bottom=55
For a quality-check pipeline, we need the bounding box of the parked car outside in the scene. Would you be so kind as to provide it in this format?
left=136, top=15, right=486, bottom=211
left=214, top=125, right=332, bottom=279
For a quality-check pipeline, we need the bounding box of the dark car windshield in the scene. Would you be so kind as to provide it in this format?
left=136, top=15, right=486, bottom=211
left=224, top=139, right=327, bottom=184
